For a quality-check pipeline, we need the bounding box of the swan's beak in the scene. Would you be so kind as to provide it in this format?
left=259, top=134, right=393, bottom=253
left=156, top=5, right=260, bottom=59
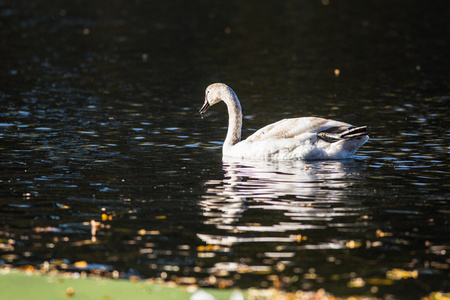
left=199, top=101, right=210, bottom=115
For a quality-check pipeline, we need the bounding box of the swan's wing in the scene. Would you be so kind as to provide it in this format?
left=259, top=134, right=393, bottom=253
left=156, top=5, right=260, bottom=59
left=245, top=117, right=355, bottom=142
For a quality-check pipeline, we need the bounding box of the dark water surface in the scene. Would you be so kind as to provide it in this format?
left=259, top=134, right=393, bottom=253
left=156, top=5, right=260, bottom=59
left=1, top=1, right=449, bottom=299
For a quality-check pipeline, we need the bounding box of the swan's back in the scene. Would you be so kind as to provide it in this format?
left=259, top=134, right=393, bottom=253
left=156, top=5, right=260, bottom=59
left=246, top=117, right=351, bottom=142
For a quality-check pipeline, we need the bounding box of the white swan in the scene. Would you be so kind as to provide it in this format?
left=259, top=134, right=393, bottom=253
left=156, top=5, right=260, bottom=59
left=199, top=83, right=369, bottom=160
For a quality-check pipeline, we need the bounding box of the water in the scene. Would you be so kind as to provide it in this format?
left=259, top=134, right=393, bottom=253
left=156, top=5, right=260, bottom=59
left=1, top=1, right=449, bottom=299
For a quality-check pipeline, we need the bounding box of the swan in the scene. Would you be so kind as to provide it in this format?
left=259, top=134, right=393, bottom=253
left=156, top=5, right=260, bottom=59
left=199, top=83, right=369, bottom=160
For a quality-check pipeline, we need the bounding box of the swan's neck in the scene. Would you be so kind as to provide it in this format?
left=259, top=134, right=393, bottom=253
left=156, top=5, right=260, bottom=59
left=223, top=89, right=242, bottom=154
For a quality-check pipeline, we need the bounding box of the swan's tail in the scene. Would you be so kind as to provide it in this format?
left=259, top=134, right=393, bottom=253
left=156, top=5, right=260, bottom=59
left=318, top=126, right=370, bottom=140
left=339, top=126, right=370, bottom=139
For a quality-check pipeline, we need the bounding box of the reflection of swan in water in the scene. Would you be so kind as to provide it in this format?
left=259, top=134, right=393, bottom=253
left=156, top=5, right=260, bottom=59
left=198, top=156, right=367, bottom=245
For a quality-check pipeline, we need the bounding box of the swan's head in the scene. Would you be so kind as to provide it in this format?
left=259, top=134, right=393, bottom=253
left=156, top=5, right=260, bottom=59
left=199, top=83, right=232, bottom=115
